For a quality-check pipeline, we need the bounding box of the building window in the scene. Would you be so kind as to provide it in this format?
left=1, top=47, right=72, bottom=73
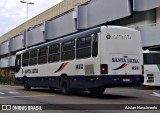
left=38, top=47, right=48, bottom=64
left=76, top=36, right=91, bottom=59
left=61, top=40, right=75, bottom=61
left=29, top=50, right=37, bottom=66
left=22, top=52, right=29, bottom=67
left=48, top=44, right=60, bottom=63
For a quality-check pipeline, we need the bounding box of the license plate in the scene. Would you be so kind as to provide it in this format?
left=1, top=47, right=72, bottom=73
left=123, top=78, right=130, bottom=82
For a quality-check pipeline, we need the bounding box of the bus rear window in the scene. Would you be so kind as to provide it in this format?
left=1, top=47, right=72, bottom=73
left=143, top=53, right=160, bottom=64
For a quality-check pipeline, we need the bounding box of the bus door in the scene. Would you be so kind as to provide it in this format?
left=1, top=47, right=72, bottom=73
left=15, top=54, right=21, bottom=73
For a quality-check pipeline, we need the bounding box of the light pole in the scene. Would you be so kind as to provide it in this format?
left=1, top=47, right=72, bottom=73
left=20, top=1, right=34, bottom=49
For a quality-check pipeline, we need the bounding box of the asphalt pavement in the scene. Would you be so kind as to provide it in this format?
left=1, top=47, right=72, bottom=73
left=0, top=85, right=159, bottom=113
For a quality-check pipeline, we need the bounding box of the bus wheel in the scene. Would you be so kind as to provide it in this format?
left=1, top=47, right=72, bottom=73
left=60, top=76, right=71, bottom=94
left=89, top=87, right=105, bottom=95
left=24, top=78, right=31, bottom=90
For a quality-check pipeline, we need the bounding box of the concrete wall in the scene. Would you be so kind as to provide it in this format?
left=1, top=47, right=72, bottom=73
left=45, top=12, right=77, bottom=40
left=137, top=24, right=160, bottom=47
left=0, top=41, right=10, bottom=55
left=156, top=7, right=160, bottom=23
left=133, top=0, right=160, bottom=11
left=117, top=9, right=156, bottom=27
left=27, top=25, right=45, bottom=47
left=77, top=0, right=131, bottom=29
left=0, top=57, right=9, bottom=68
left=9, top=55, right=16, bottom=67
left=10, top=34, right=24, bottom=52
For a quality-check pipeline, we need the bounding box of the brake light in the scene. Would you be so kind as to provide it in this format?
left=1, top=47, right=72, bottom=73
left=101, top=64, right=108, bottom=74
left=96, top=77, right=99, bottom=80
left=102, top=68, right=107, bottom=71
left=142, top=65, right=144, bottom=74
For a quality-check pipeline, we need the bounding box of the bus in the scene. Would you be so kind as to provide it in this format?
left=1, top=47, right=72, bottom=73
left=143, top=50, right=160, bottom=86
left=15, top=26, right=144, bottom=94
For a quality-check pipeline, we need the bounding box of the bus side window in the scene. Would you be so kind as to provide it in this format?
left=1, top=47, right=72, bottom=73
left=22, top=52, right=29, bottom=67
left=61, top=40, right=75, bottom=61
left=38, top=47, right=48, bottom=64
left=15, top=54, right=21, bottom=73
left=48, top=44, right=60, bottom=63
left=92, top=34, right=98, bottom=57
left=29, top=50, right=38, bottom=66
left=76, top=36, right=91, bottom=59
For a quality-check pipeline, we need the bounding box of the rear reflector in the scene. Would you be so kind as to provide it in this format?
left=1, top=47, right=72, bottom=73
left=142, top=65, right=144, bottom=74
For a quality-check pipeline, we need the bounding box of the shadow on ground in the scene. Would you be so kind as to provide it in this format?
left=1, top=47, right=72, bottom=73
left=130, top=85, right=160, bottom=90
left=18, top=87, right=137, bottom=100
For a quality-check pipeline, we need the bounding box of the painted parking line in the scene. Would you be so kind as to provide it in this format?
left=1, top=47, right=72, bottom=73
left=0, top=91, right=20, bottom=95
left=0, top=92, right=5, bottom=95
left=0, top=87, right=13, bottom=91
left=0, top=95, right=55, bottom=99
left=8, top=91, right=20, bottom=94
left=151, top=92, right=160, bottom=97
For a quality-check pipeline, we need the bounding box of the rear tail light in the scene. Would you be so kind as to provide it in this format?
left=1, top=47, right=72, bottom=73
left=142, top=65, right=144, bottom=74
left=101, top=64, right=108, bottom=74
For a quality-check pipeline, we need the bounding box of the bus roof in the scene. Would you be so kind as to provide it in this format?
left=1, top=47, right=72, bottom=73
left=143, top=50, right=160, bottom=53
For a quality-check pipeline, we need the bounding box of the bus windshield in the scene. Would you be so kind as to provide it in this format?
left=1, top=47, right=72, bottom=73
left=143, top=53, right=160, bottom=64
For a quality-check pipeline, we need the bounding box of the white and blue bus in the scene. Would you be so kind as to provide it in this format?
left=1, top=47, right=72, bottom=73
left=143, top=50, right=160, bottom=86
left=15, top=26, right=144, bottom=94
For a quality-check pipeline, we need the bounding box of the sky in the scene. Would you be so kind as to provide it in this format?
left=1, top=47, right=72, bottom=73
left=0, top=0, right=63, bottom=36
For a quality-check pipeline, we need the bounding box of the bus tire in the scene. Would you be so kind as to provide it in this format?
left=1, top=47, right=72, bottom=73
left=89, top=87, right=105, bottom=95
left=24, top=78, right=31, bottom=90
left=60, top=76, right=71, bottom=94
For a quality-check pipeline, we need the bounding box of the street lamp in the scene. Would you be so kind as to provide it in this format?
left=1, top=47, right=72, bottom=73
left=20, top=1, right=34, bottom=49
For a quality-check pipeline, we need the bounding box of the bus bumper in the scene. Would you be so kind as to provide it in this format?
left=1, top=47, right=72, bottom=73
left=69, top=75, right=144, bottom=89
